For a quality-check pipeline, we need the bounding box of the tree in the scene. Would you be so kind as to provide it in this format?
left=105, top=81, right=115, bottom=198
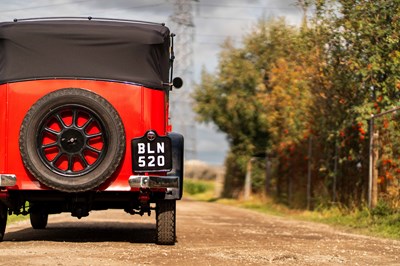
left=194, top=0, right=400, bottom=209
left=314, top=0, right=400, bottom=205
left=193, top=19, right=312, bottom=198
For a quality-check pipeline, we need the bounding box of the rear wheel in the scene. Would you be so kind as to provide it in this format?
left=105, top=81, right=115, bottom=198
left=156, top=200, right=176, bottom=245
left=30, top=212, right=48, bottom=229
left=0, top=202, right=7, bottom=241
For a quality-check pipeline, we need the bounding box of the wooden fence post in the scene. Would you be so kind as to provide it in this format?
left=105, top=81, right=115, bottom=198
left=244, top=158, right=253, bottom=200
left=307, top=136, right=313, bottom=210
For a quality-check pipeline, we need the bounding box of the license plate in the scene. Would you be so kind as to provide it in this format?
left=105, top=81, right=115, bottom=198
left=132, top=132, right=172, bottom=172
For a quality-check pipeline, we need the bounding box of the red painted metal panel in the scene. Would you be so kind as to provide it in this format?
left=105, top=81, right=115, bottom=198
left=0, top=84, right=7, bottom=173
left=2, top=79, right=167, bottom=191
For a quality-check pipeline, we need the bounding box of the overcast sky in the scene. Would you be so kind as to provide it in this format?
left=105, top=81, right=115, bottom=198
left=0, top=0, right=302, bottom=165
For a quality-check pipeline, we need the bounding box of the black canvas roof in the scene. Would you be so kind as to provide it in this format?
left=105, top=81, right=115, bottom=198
left=0, top=18, right=171, bottom=89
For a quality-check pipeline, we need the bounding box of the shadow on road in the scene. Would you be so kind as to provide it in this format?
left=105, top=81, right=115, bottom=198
left=4, top=222, right=156, bottom=243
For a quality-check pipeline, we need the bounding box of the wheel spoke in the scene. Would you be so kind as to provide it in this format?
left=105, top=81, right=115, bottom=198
left=72, top=109, right=78, bottom=127
left=67, top=155, right=73, bottom=171
left=86, top=132, right=103, bottom=139
left=85, top=145, right=102, bottom=154
left=79, top=153, right=89, bottom=168
left=55, top=114, right=68, bottom=129
left=41, top=142, right=58, bottom=149
left=81, top=117, right=93, bottom=130
left=44, top=127, right=60, bottom=136
left=50, top=151, right=63, bottom=164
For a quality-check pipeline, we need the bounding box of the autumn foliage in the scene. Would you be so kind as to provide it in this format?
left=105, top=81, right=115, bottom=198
left=193, top=0, right=400, bottom=209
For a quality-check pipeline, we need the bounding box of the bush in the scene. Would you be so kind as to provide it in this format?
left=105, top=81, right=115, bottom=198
left=184, top=180, right=212, bottom=195
left=371, top=200, right=394, bottom=217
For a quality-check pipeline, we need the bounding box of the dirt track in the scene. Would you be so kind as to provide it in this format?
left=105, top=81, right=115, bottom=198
left=0, top=199, right=399, bottom=265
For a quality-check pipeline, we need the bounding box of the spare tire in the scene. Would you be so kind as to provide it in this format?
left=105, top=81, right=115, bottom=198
left=19, top=88, right=126, bottom=192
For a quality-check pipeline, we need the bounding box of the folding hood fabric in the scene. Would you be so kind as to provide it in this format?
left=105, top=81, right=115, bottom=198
left=0, top=19, right=171, bottom=89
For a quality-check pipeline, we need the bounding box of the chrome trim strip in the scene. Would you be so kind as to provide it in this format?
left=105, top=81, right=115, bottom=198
left=128, top=175, right=179, bottom=199
left=128, top=175, right=179, bottom=189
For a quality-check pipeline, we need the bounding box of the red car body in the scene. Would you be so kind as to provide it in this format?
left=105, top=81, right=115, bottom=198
left=0, top=79, right=167, bottom=191
left=0, top=17, right=184, bottom=245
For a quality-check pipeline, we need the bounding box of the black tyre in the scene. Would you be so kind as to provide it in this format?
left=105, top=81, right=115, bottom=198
left=30, top=211, right=48, bottom=229
left=0, top=202, right=7, bottom=241
left=156, top=200, right=176, bottom=245
left=19, top=88, right=126, bottom=192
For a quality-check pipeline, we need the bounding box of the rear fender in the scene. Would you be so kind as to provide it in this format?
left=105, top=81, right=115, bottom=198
left=167, top=133, right=184, bottom=199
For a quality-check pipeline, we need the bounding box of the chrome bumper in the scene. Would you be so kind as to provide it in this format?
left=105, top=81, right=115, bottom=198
left=128, top=175, right=180, bottom=200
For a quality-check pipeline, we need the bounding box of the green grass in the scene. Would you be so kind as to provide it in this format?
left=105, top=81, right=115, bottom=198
left=7, top=214, right=29, bottom=224
left=183, top=179, right=216, bottom=201
left=183, top=179, right=400, bottom=240
left=6, top=203, right=30, bottom=224
left=299, top=203, right=400, bottom=239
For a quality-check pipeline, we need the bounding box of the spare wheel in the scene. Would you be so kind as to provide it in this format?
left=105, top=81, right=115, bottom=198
left=19, top=88, right=126, bottom=192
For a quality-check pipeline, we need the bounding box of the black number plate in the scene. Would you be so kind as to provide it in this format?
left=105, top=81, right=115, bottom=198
left=132, top=134, right=172, bottom=172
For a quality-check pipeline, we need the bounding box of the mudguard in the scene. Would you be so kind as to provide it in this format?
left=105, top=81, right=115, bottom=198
left=168, top=132, right=184, bottom=199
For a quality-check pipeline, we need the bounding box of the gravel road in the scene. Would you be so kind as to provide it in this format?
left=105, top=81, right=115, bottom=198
left=0, top=199, right=399, bottom=265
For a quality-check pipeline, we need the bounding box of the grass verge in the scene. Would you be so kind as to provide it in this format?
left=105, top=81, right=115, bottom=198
left=183, top=178, right=216, bottom=201
left=8, top=214, right=28, bottom=224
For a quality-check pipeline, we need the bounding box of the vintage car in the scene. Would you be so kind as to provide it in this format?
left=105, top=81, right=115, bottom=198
left=0, top=17, right=184, bottom=245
